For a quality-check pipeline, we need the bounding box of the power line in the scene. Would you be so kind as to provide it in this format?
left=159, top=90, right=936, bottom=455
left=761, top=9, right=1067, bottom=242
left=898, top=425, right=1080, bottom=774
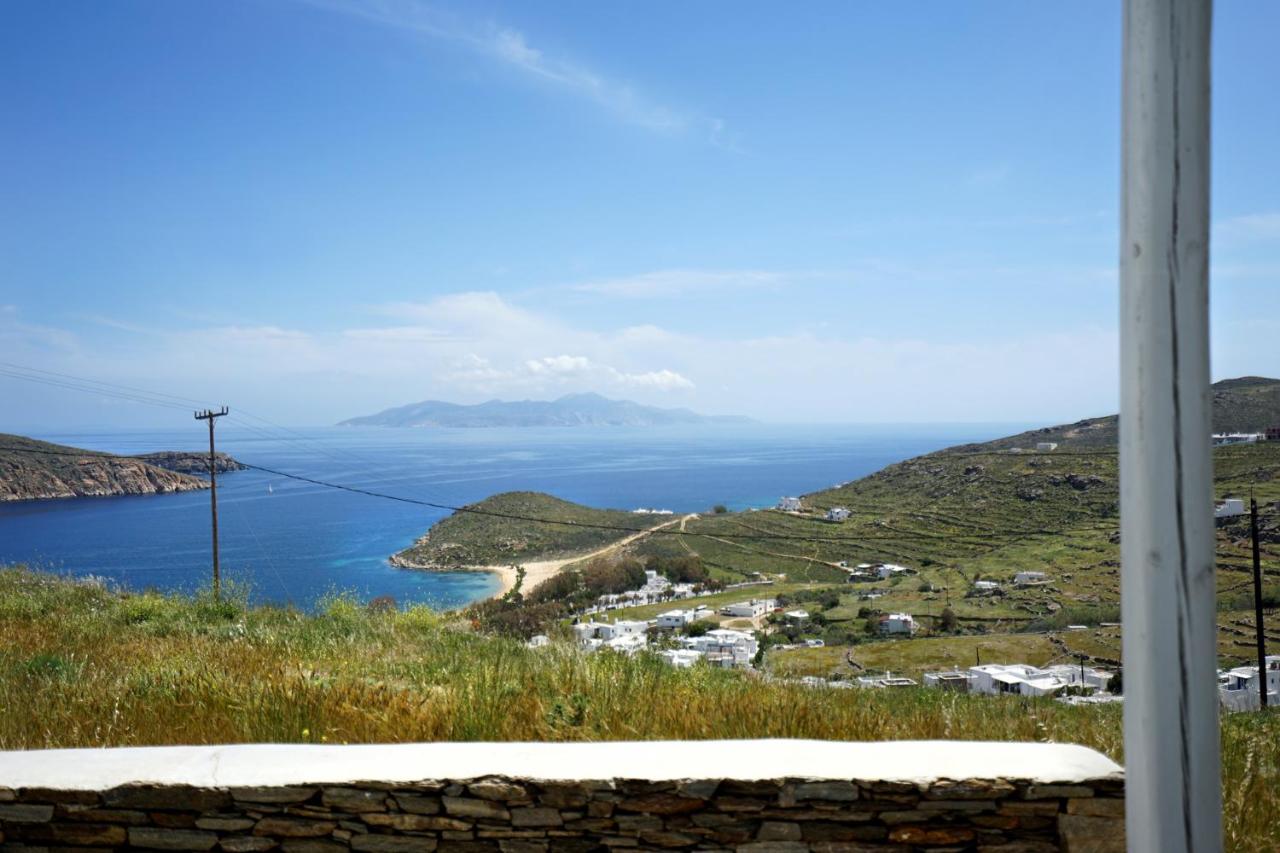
left=0, top=443, right=1109, bottom=549
left=0, top=360, right=466, bottom=506
left=0, top=361, right=1123, bottom=549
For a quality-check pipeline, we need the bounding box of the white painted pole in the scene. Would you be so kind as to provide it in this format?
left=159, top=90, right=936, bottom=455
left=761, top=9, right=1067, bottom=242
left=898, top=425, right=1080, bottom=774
left=1120, top=1, right=1220, bottom=852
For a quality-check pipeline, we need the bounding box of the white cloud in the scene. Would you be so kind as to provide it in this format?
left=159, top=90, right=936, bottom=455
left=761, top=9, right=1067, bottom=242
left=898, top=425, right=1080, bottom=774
left=525, top=354, right=594, bottom=376
left=611, top=368, right=695, bottom=390
left=1, top=291, right=1147, bottom=428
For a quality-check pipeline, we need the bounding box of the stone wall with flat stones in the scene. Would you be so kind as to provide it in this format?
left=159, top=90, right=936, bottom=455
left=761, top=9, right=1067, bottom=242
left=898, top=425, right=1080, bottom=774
left=0, top=774, right=1124, bottom=852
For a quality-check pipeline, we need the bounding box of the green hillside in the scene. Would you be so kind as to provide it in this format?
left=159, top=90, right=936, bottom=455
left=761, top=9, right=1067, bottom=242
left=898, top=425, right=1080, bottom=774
left=392, top=491, right=649, bottom=568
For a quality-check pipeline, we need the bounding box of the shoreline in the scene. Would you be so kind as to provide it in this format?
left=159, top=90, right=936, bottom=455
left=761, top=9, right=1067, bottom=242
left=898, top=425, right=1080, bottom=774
left=388, top=553, right=563, bottom=600
left=390, top=515, right=689, bottom=602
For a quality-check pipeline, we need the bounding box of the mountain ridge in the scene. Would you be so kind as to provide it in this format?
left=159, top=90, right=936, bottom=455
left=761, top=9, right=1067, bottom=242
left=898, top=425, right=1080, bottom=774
left=340, top=392, right=753, bottom=428
left=943, top=375, right=1280, bottom=453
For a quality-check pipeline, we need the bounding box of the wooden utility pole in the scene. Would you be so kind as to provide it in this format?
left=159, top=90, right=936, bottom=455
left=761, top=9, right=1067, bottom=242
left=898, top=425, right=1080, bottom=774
left=1251, top=494, right=1268, bottom=709
left=1120, top=0, right=1220, bottom=849
left=194, top=407, right=229, bottom=599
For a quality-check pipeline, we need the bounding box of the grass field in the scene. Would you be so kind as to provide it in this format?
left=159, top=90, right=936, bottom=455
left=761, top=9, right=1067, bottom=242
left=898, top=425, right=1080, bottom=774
left=1, top=568, right=1277, bottom=851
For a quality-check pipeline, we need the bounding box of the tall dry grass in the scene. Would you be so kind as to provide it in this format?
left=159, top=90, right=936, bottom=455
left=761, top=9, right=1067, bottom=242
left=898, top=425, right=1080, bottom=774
left=0, top=568, right=1275, bottom=850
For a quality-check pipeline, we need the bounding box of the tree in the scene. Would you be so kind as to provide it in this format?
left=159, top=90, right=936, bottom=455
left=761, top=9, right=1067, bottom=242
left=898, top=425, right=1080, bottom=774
left=685, top=620, right=717, bottom=637
left=939, top=606, right=959, bottom=633
left=712, top=504, right=728, bottom=514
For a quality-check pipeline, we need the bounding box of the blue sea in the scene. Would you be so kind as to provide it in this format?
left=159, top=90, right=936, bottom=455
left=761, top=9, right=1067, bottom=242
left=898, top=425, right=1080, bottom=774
left=0, top=424, right=1018, bottom=610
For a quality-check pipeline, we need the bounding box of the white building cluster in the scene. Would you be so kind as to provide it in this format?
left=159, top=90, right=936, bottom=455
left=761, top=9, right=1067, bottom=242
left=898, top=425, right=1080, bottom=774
left=1212, top=432, right=1267, bottom=446
left=591, top=570, right=697, bottom=612
left=570, top=603, right=762, bottom=670
left=668, top=628, right=759, bottom=669
left=922, top=662, right=1114, bottom=697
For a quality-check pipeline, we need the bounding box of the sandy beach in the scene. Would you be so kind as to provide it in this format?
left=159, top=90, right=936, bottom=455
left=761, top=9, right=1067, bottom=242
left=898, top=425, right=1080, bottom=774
left=477, top=515, right=690, bottom=599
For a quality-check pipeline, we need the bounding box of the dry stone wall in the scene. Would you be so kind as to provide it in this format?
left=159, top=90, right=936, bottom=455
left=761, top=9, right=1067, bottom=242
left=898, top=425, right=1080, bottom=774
left=0, top=776, right=1125, bottom=852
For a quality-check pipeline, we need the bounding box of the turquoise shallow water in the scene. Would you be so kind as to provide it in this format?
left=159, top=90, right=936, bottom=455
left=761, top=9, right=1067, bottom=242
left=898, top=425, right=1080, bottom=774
left=0, top=423, right=1019, bottom=610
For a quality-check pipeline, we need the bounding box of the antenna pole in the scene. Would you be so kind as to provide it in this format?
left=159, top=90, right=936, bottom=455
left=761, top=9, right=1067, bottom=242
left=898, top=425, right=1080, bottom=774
left=1120, top=0, right=1220, bottom=848
left=194, top=407, right=230, bottom=599
left=1251, top=493, right=1268, bottom=708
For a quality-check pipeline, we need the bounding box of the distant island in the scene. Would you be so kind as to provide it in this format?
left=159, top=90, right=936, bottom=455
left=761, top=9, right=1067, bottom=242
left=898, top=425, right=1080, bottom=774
left=340, top=392, right=753, bottom=428
left=0, top=433, right=244, bottom=502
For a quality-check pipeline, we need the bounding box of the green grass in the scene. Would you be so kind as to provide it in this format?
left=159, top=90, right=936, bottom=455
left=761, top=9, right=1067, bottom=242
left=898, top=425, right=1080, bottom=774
left=0, top=567, right=1277, bottom=850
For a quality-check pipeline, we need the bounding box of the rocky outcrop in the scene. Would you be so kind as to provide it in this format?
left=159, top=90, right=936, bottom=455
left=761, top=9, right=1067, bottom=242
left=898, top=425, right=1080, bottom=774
left=134, top=451, right=247, bottom=475
left=0, top=433, right=224, bottom=502
left=0, top=455, right=209, bottom=502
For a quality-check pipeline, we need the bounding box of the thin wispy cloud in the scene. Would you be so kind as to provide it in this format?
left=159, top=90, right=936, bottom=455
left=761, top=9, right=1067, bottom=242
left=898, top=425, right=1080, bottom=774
left=568, top=269, right=800, bottom=298
left=301, top=0, right=726, bottom=141
left=1214, top=212, right=1280, bottom=247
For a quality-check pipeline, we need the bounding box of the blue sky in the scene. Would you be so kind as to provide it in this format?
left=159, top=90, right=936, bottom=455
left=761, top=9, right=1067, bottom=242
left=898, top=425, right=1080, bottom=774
left=3, top=1, right=1279, bottom=429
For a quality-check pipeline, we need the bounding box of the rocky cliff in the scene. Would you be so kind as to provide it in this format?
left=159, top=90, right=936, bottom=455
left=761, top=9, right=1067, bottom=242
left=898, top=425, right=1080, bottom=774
left=0, top=433, right=226, bottom=502
left=134, top=450, right=246, bottom=475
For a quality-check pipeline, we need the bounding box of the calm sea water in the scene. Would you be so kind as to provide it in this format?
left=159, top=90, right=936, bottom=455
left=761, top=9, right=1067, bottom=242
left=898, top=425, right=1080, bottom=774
left=0, top=424, right=1018, bottom=610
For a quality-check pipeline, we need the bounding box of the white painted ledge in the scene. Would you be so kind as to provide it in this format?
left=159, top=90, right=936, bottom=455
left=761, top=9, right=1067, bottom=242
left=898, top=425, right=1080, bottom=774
left=0, top=740, right=1121, bottom=790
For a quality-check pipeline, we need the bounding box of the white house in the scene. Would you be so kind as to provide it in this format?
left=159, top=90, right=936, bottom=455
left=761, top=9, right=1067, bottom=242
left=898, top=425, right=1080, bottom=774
left=784, top=609, right=810, bottom=624
left=1042, top=663, right=1114, bottom=693
left=804, top=639, right=825, bottom=648
left=970, top=580, right=1001, bottom=595
left=572, top=622, right=606, bottom=646
left=526, top=634, right=550, bottom=649
left=876, top=563, right=910, bottom=580
left=1036, top=442, right=1059, bottom=452
left=720, top=599, right=774, bottom=619
left=682, top=628, right=758, bottom=668
left=968, top=664, right=1067, bottom=697
left=825, top=507, right=851, bottom=523
left=1014, top=571, right=1049, bottom=586
left=856, top=674, right=918, bottom=689
left=923, top=670, right=976, bottom=692
left=1213, top=433, right=1264, bottom=446
left=604, top=633, right=647, bottom=656
left=877, top=613, right=916, bottom=635
left=1218, top=656, right=1280, bottom=712
left=655, top=609, right=693, bottom=629
left=1215, top=498, right=1246, bottom=519
left=596, top=620, right=649, bottom=641
left=963, top=662, right=1113, bottom=698
left=777, top=496, right=803, bottom=512
left=658, top=649, right=703, bottom=668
